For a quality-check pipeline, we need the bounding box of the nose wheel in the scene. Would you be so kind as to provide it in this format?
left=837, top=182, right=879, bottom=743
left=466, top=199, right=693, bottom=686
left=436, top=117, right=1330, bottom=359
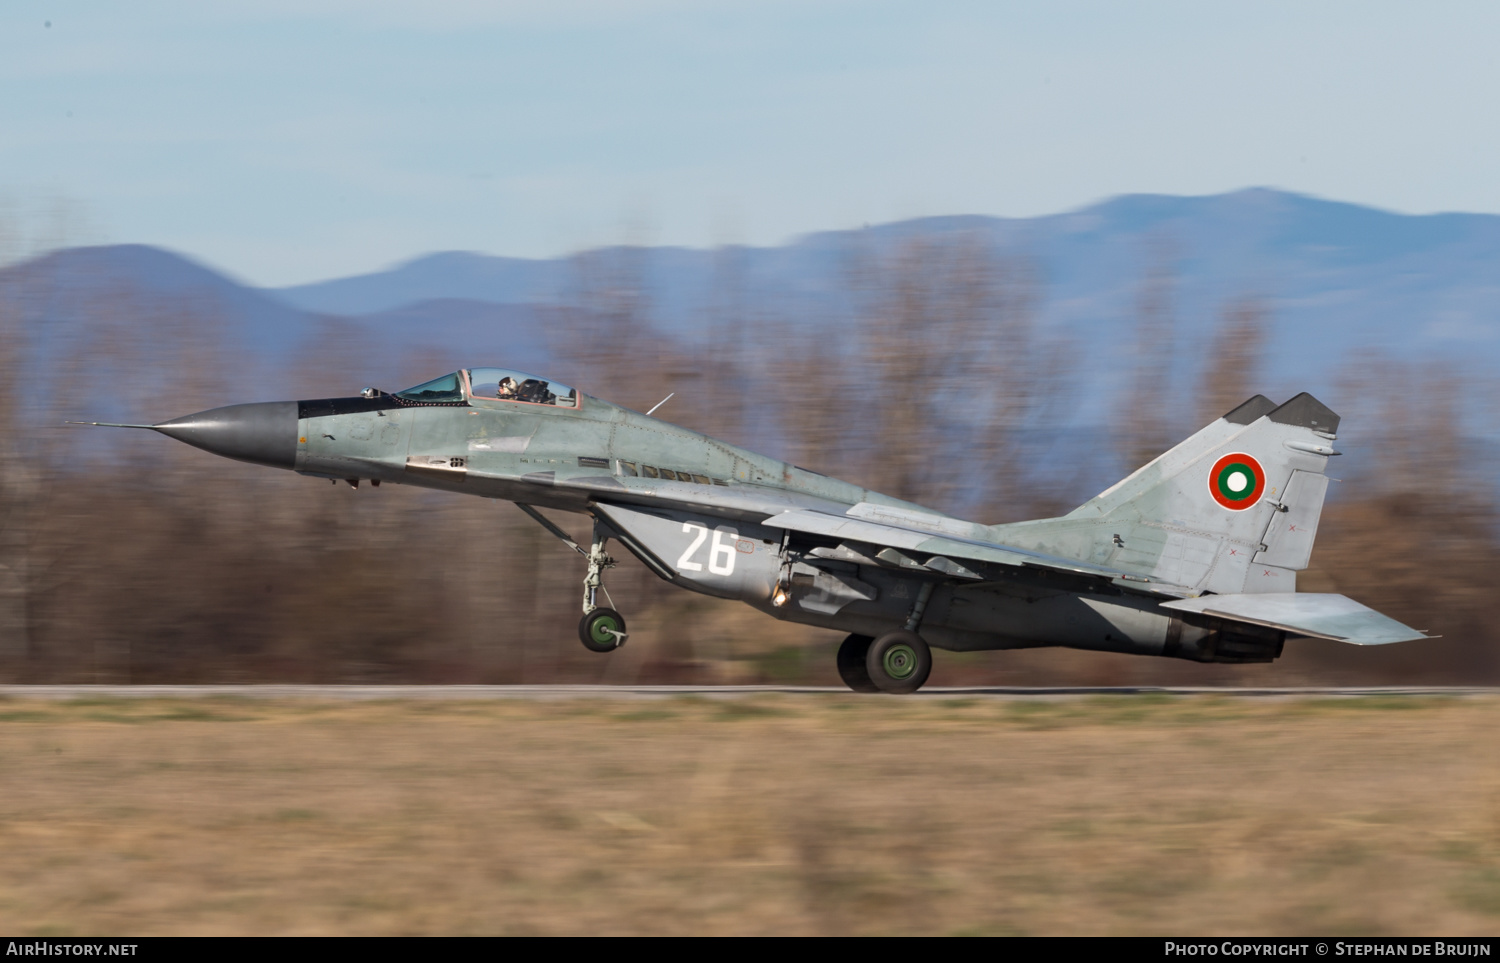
left=580, top=607, right=628, bottom=652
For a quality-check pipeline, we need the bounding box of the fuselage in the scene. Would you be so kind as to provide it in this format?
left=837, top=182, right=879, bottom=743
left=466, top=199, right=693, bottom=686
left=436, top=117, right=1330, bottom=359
left=297, top=388, right=941, bottom=524
left=135, top=370, right=1319, bottom=672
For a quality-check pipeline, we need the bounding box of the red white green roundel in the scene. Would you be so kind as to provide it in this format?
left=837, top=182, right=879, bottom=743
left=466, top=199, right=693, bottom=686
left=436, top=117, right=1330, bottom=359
left=1208, top=453, right=1265, bottom=510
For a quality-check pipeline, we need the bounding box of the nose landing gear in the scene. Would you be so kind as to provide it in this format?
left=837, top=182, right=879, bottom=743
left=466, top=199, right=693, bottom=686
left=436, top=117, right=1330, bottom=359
left=578, top=524, right=627, bottom=651
left=580, top=607, right=628, bottom=653
left=515, top=504, right=629, bottom=652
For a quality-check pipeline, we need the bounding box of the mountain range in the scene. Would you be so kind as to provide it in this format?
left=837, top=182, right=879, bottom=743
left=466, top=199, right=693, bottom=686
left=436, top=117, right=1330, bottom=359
left=7, top=187, right=1499, bottom=442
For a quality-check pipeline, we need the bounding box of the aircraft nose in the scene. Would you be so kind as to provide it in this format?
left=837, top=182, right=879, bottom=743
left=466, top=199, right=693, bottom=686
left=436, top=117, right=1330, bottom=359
left=153, top=401, right=298, bottom=470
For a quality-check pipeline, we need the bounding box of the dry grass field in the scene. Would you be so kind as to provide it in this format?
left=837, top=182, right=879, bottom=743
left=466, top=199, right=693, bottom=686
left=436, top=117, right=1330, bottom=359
left=2, top=693, right=1500, bottom=935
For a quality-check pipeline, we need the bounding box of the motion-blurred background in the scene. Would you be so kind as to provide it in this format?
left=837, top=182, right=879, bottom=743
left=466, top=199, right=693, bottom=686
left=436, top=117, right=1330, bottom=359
left=3, top=190, right=1498, bottom=686
left=3, top=3, right=1499, bottom=686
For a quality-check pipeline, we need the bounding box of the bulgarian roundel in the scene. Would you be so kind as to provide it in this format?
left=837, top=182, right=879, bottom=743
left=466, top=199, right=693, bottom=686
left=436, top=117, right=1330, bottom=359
left=1208, top=453, right=1265, bottom=511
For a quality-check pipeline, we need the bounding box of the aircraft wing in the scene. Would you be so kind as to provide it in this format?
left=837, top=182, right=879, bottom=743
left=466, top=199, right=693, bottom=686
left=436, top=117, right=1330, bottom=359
left=758, top=508, right=1145, bottom=585
left=1160, top=593, right=1432, bottom=645
left=580, top=482, right=1189, bottom=593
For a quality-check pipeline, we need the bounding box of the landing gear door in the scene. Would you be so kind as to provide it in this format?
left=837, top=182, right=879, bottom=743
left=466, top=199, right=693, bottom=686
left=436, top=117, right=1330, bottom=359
left=594, top=504, right=781, bottom=602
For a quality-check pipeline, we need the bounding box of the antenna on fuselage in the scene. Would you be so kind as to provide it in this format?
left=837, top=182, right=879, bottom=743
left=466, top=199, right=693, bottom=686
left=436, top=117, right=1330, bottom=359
left=645, top=392, right=675, bottom=417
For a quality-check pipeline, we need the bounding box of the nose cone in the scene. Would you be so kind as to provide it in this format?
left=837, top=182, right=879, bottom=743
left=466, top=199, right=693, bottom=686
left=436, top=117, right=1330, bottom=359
left=154, top=401, right=298, bottom=470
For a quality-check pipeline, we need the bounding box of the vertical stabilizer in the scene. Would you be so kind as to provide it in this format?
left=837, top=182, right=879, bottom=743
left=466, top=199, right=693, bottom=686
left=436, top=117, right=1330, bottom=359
left=993, top=394, right=1340, bottom=595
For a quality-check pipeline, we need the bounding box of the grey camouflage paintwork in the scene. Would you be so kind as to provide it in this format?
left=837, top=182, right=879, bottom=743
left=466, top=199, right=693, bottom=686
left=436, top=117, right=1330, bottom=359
left=280, top=378, right=1429, bottom=657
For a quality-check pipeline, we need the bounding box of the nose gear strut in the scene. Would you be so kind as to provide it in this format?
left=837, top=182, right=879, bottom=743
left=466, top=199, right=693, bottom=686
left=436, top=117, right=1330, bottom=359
left=515, top=504, right=629, bottom=650
left=579, top=524, right=627, bottom=650
left=582, top=526, right=615, bottom=615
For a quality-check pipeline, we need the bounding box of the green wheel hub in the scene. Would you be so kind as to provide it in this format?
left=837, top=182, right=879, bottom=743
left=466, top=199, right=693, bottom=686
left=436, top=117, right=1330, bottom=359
left=589, top=614, right=621, bottom=645
left=883, top=643, right=918, bottom=680
left=865, top=631, right=931, bottom=694
left=580, top=607, right=627, bottom=653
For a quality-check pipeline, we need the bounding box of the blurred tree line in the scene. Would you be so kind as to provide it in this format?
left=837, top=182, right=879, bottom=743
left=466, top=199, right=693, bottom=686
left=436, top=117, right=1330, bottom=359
left=1, top=222, right=1497, bottom=686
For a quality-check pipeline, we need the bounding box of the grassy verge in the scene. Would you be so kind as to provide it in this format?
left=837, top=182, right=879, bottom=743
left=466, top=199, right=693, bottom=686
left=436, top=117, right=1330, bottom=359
left=0, top=694, right=1496, bottom=935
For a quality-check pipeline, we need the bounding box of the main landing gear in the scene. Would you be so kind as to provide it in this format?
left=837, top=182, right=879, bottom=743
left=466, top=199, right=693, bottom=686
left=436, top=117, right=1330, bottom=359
left=837, top=635, right=879, bottom=692
left=840, top=631, right=932, bottom=694
left=837, top=581, right=936, bottom=694
left=515, top=504, right=629, bottom=652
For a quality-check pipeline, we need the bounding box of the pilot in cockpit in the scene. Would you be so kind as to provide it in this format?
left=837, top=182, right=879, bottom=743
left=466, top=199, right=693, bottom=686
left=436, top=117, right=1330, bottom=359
left=497, top=377, right=518, bottom=400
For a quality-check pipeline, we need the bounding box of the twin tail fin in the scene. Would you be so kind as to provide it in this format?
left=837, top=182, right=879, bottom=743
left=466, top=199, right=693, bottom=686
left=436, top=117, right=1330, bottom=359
left=994, top=393, right=1341, bottom=596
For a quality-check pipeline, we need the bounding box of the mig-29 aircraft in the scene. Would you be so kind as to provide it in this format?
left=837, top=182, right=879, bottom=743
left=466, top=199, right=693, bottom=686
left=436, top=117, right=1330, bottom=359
left=77, top=368, right=1429, bottom=693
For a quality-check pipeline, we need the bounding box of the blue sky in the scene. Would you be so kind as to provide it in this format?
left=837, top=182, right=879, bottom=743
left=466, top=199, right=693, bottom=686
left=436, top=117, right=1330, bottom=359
left=4, top=1, right=1499, bottom=285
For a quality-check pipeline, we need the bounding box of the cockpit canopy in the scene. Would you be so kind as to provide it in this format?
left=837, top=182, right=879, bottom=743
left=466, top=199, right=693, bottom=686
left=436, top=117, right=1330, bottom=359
left=392, top=369, right=578, bottom=409
left=468, top=368, right=578, bottom=408
left=392, top=371, right=465, bottom=404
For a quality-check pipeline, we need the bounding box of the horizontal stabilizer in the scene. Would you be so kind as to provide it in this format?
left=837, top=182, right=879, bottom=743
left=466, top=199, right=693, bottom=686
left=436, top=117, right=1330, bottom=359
left=1161, top=593, right=1431, bottom=645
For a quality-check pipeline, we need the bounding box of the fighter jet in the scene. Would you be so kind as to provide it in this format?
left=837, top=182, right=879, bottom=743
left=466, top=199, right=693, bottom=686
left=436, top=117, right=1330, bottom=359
left=76, top=368, right=1429, bottom=693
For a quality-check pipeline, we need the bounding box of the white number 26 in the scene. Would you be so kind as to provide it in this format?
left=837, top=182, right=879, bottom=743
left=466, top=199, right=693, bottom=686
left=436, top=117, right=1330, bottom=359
left=677, top=522, right=736, bottom=576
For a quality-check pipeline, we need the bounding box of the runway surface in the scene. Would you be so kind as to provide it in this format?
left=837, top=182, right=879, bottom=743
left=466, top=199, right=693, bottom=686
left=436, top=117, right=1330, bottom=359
left=0, top=684, right=1496, bottom=699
